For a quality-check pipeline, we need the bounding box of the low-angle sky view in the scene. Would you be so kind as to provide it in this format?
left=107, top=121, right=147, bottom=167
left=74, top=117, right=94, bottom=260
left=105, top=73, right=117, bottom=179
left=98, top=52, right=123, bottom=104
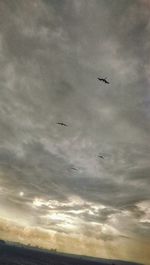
left=0, top=0, right=150, bottom=264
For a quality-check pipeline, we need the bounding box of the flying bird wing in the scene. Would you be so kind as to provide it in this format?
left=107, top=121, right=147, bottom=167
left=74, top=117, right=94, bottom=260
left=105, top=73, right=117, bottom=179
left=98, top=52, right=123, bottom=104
left=71, top=167, right=77, bottom=171
left=98, top=77, right=109, bottom=84
left=98, top=155, right=104, bottom=159
left=57, top=122, right=68, bottom=126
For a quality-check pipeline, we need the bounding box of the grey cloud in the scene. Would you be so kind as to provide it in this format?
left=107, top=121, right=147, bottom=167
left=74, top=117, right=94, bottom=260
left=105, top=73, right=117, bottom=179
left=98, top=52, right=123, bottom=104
left=79, top=207, right=119, bottom=224
left=79, top=221, right=118, bottom=241
left=0, top=0, right=149, bottom=250
left=127, top=166, right=150, bottom=183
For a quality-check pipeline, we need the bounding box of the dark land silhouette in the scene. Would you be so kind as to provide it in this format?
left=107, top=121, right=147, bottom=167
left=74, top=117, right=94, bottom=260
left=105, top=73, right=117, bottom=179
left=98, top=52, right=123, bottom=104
left=0, top=240, right=143, bottom=265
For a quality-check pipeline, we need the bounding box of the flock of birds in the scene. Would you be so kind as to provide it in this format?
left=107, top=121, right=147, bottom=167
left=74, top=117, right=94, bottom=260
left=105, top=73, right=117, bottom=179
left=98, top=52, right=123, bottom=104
left=56, top=77, right=109, bottom=171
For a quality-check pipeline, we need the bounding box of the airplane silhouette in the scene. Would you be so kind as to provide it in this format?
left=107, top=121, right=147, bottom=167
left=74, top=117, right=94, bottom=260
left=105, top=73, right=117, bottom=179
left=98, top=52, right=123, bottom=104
left=57, top=122, right=68, bottom=127
left=98, top=155, right=104, bottom=159
left=98, top=77, right=109, bottom=84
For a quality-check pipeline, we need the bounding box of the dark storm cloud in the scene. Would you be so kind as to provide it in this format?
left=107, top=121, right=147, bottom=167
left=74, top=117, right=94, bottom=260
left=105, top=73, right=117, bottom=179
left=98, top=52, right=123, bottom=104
left=0, top=1, right=150, bottom=253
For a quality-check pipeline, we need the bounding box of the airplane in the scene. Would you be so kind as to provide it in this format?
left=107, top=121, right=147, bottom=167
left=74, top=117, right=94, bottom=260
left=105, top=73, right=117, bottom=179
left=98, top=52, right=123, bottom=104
left=98, top=155, right=104, bottom=159
left=57, top=122, right=68, bottom=127
left=97, top=77, right=109, bottom=84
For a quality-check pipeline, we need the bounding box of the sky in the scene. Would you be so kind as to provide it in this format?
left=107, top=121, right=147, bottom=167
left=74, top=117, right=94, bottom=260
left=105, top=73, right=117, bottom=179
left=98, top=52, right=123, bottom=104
left=0, top=0, right=150, bottom=264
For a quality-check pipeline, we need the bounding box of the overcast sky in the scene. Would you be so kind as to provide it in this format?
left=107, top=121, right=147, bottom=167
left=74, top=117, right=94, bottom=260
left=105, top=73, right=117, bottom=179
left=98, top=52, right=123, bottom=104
left=0, top=0, right=150, bottom=264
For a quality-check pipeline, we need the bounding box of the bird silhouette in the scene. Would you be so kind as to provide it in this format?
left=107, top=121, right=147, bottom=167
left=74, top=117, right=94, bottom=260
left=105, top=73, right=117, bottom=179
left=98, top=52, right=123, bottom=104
left=98, top=155, right=104, bottom=159
left=71, top=167, right=78, bottom=171
left=57, top=122, right=68, bottom=127
left=98, top=77, right=109, bottom=84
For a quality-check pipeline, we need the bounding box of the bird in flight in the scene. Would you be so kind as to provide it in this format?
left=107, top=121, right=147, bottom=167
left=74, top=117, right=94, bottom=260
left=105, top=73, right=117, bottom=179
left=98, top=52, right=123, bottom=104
left=71, top=167, right=78, bottom=171
left=97, top=77, right=109, bottom=84
left=57, top=122, right=68, bottom=127
left=98, top=154, right=104, bottom=159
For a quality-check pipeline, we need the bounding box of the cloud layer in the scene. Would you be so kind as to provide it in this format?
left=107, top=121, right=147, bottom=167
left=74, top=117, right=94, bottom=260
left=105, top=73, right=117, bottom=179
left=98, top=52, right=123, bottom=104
left=0, top=0, right=150, bottom=264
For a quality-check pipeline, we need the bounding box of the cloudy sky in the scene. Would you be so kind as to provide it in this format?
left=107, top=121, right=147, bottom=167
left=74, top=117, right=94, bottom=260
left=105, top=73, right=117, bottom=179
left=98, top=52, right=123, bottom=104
left=0, top=0, right=150, bottom=264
